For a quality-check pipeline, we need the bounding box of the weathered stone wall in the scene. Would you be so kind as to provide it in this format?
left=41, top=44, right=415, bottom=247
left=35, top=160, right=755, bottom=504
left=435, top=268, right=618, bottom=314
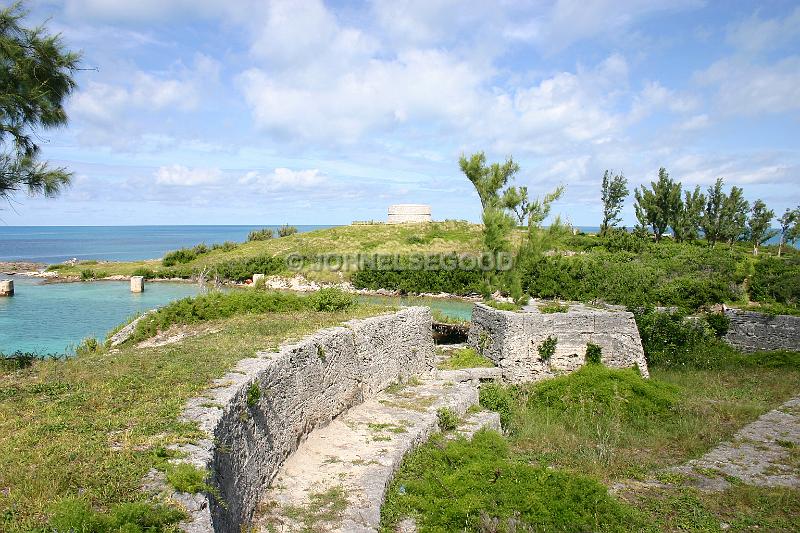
left=468, top=303, right=648, bottom=383
left=386, top=204, right=432, bottom=224
left=173, top=307, right=435, bottom=532
left=723, top=308, right=800, bottom=352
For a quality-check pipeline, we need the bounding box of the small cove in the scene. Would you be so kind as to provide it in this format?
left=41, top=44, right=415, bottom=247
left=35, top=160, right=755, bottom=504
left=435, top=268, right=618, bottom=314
left=0, top=275, right=474, bottom=355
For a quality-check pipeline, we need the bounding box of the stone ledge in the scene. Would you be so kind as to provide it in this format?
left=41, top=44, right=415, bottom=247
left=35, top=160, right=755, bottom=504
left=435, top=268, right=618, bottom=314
left=163, top=307, right=435, bottom=532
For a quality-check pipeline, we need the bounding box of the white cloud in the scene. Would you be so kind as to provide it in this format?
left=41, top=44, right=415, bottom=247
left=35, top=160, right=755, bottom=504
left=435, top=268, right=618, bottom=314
left=155, top=165, right=222, bottom=186
left=238, top=168, right=327, bottom=192
left=239, top=48, right=483, bottom=142
left=505, top=0, right=703, bottom=53
left=726, top=7, right=800, bottom=54
left=697, top=56, right=800, bottom=116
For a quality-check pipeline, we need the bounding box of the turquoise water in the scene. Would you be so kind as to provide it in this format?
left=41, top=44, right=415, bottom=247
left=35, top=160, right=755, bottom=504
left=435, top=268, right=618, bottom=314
left=0, top=275, right=474, bottom=356
left=0, top=275, right=202, bottom=355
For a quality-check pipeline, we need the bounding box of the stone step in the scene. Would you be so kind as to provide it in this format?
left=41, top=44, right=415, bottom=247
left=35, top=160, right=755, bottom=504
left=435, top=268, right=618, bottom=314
left=254, top=370, right=500, bottom=532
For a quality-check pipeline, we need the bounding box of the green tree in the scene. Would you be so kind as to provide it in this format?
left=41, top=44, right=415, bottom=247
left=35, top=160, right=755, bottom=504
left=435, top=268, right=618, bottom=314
left=722, top=185, right=749, bottom=245
left=502, top=185, right=528, bottom=226
left=701, top=178, right=725, bottom=246
left=778, top=207, right=799, bottom=256
left=701, top=178, right=749, bottom=247
left=599, top=170, right=628, bottom=235
left=746, top=199, right=777, bottom=256
left=672, top=185, right=705, bottom=242
left=1, top=2, right=80, bottom=203
left=633, top=167, right=681, bottom=242
left=459, top=152, right=519, bottom=210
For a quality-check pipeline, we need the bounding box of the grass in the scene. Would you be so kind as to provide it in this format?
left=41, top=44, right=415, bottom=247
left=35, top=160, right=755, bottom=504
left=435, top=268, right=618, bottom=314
left=48, top=221, right=485, bottom=280
left=538, top=301, right=570, bottom=313
left=387, top=351, right=800, bottom=531
left=381, top=430, right=648, bottom=532
left=437, top=347, right=494, bottom=370
left=0, top=304, right=388, bottom=532
left=127, top=288, right=357, bottom=344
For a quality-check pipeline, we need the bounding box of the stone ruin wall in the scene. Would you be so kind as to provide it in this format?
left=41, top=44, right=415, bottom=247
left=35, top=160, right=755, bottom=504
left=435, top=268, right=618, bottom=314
left=173, top=307, right=435, bottom=532
left=468, top=303, right=649, bottom=384
left=723, top=308, right=800, bottom=353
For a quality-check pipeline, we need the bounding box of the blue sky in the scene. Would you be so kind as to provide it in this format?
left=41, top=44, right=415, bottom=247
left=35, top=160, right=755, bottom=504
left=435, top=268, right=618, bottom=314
left=7, top=0, right=800, bottom=226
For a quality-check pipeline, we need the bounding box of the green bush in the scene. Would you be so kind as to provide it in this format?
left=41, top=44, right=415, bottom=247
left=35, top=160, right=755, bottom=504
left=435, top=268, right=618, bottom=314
left=601, top=228, right=650, bottom=253
left=211, top=254, right=286, bottom=282
left=381, top=430, right=646, bottom=532
left=749, top=256, right=800, bottom=307
left=527, top=365, right=678, bottom=422
left=705, top=312, right=730, bottom=337
left=165, top=463, right=207, bottom=494
left=48, top=498, right=184, bottom=532
left=437, top=347, right=494, bottom=370
left=539, top=302, right=569, bottom=313
left=633, top=308, right=712, bottom=368
left=75, top=337, right=101, bottom=356
left=278, top=224, right=298, bottom=237
left=131, top=267, right=157, bottom=279
left=246, top=382, right=261, bottom=407
left=248, top=228, right=274, bottom=241
left=211, top=241, right=238, bottom=251
left=162, top=244, right=205, bottom=267
left=537, top=335, right=557, bottom=362
left=585, top=343, right=603, bottom=364
left=484, top=299, right=522, bottom=311
left=308, top=287, right=357, bottom=312
left=436, top=407, right=459, bottom=431
left=129, top=290, right=310, bottom=343
left=351, top=257, right=484, bottom=295
left=479, top=382, right=516, bottom=429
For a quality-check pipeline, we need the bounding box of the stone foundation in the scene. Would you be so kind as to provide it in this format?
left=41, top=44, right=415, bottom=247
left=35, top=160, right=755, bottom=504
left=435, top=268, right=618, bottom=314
left=0, top=280, right=13, bottom=297
left=171, top=307, right=435, bottom=532
left=468, top=303, right=648, bottom=383
left=723, top=308, right=800, bottom=352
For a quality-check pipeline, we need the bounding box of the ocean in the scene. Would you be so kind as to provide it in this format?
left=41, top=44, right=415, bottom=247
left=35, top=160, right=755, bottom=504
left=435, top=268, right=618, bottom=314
left=0, top=225, right=331, bottom=264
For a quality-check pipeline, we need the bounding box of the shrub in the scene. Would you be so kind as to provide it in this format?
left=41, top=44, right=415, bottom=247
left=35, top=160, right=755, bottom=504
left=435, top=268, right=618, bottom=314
left=537, top=335, right=557, bottom=362
left=75, top=337, right=101, bottom=356
left=211, top=254, right=286, bottom=282
left=351, top=257, right=484, bottom=296
left=129, top=291, right=310, bottom=343
left=539, top=302, right=569, bottom=313
left=278, top=224, right=298, bottom=238
left=162, top=243, right=214, bottom=267
left=484, top=299, right=522, bottom=311
left=601, top=228, right=649, bottom=253
left=437, top=347, right=494, bottom=370
left=80, top=269, right=96, bottom=280
left=248, top=228, right=274, bottom=241
left=381, top=430, right=647, bottom=532
left=479, top=382, right=516, bottom=429
left=527, top=365, right=678, bottom=422
left=48, top=498, right=185, bottom=533
left=585, top=343, right=603, bottom=364
left=131, top=267, right=157, bottom=279
left=632, top=308, right=712, bottom=368
left=211, top=241, right=238, bottom=251
left=166, top=463, right=207, bottom=494
left=705, top=312, right=730, bottom=338
left=308, top=287, right=357, bottom=312
left=246, top=382, right=261, bottom=407
left=436, top=407, right=459, bottom=431
left=749, top=256, right=800, bottom=307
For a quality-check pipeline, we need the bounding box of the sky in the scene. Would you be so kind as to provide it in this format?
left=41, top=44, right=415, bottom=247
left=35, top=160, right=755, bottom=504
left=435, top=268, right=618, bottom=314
left=5, top=0, right=800, bottom=226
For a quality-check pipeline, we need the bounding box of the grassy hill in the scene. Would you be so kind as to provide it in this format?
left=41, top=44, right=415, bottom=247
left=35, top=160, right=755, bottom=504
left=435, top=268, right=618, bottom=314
left=48, top=221, right=487, bottom=281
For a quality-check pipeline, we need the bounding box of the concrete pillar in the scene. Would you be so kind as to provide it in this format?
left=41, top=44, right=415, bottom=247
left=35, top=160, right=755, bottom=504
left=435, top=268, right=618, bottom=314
left=252, top=273, right=265, bottom=286
left=130, top=276, right=145, bottom=293
left=0, top=280, right=13, bottom=297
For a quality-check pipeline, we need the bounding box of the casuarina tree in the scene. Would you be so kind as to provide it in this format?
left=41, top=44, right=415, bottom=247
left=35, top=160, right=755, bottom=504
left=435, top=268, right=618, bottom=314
left=600, top=170, right=628, bottom=235
left=633, top=167, right=682, bottom=241
left=1, top=2, right=80, bottom=204
left=746, top=199, right=777, bottom=256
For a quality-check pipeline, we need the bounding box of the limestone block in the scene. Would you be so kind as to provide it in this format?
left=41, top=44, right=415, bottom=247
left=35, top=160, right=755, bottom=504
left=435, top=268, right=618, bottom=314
left=0, top=280, right=13, bottom=297
left=130, top=276, right=145, bottom=293
left=469, top=303, right=648, bottom=383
